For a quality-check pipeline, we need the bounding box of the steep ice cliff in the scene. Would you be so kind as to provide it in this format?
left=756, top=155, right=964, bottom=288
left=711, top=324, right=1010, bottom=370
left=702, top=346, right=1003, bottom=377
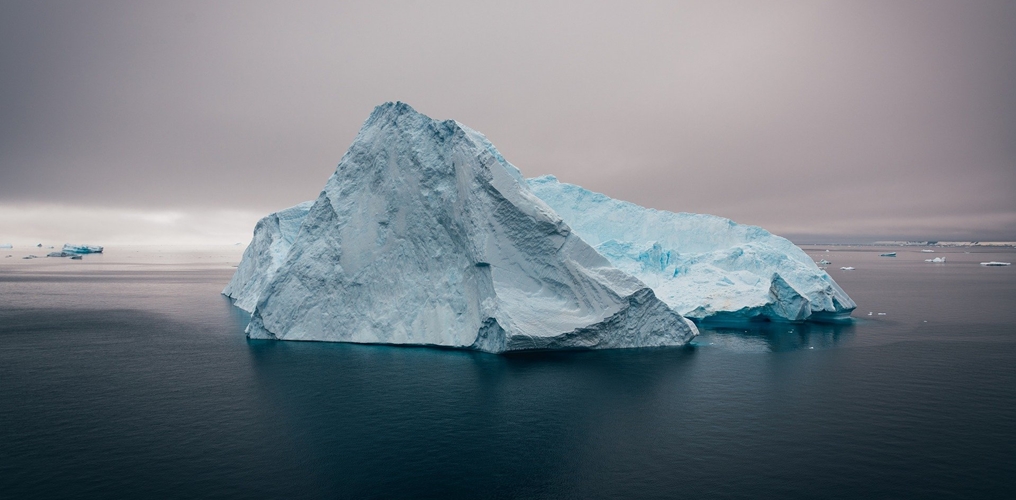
left=222, top=201, right=314, bottom=312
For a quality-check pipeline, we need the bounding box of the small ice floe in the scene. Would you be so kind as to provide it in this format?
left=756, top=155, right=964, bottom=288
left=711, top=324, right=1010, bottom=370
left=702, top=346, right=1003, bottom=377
left=879, top=252, right=897, bottom=257
left=62, top=244, right=103, bottom=254
left=980, top=261, right=1011, bottom=266
left=809, top=347, right=814, bottom=350
left=924, top=257, right=946, bottom=263
left=4, top=255, right=11, bottom=258
left=0, top=243, right=12, bottom=249
left=840, top=266, right=855, bottom=270
left=36, top=243, right=42, bottom=247
left=818, top=259, right=832, bottom=265
left=22, top=255, right=39, bottom=259
left=868, top=312, right=873, bottom=316
left=47, top=251, right=73, bottom=258
left=70, top=255, right=83, bottom=260
left=921, top=249, right=935, bottom=253
left=877, top=312, right=887, bottom=316
left=825, top=249, right=830, bottom=252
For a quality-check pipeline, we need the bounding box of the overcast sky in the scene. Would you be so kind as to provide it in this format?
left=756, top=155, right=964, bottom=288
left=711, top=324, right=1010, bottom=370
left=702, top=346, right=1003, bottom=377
left=1, top=0, right=1014, bottom=244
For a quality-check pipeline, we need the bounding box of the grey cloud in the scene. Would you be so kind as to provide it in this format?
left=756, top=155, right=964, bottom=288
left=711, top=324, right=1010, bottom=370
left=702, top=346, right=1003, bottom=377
left=1, top=0, right=1014, bottom=242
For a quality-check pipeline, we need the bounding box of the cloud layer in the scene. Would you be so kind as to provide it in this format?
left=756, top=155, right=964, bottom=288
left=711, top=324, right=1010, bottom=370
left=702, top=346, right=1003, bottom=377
left=1, top=1, right=1014, bottom=243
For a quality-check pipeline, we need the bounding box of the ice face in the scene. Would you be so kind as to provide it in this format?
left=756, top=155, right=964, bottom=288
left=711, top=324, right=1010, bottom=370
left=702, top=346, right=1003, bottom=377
left=62, top=244, right=103, bottom=254
left=222, top=201, right=314, bottom=312
left=527, top=176, right=856, bottom=323
left=225, top=102, right=697, bottom=353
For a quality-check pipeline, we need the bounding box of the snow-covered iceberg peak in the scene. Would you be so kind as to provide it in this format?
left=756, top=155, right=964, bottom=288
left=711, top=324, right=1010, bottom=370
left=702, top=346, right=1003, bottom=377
left=527, top=176, right=856, bottom=322
left=228, top=102, right=697, bottom=352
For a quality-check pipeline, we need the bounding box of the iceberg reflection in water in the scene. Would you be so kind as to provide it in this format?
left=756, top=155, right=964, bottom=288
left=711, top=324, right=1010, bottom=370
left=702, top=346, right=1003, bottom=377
left=693, top=320, right=856, bottom=353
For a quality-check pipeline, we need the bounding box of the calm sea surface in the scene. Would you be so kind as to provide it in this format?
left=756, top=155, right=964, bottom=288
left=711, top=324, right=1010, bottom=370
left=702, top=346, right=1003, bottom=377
left=2, top=245, right=1015, bottom=499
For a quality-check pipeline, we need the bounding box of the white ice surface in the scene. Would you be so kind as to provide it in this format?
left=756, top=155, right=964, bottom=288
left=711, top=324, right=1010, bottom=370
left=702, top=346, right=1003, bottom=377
left=62, top=244, right=103, bottom=254
left=222, top=201, right=314, bottom=312
left=527, top=176, right=856, bottom=322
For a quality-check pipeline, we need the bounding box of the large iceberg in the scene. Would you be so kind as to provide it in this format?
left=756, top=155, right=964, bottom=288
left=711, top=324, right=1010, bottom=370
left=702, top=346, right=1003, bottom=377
left=527, top=176, right=856, bottom=322
left=225, top=102, right=697, bottom=353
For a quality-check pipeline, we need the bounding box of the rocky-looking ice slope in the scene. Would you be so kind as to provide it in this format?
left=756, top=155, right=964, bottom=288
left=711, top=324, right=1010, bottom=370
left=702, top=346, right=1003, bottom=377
left=527, top=176, right=856, bottom=322
left=222, top=201, right=313, bottom=312
left=225, top=102, right=698, bottom=353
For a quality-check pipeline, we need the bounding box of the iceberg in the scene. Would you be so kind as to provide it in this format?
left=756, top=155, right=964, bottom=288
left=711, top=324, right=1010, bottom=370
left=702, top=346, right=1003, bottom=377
left=62, top=244, right=103, bottom=254
left=225, top=102, right=697, bottom=353
left=527, top=176, right=856, bottom=323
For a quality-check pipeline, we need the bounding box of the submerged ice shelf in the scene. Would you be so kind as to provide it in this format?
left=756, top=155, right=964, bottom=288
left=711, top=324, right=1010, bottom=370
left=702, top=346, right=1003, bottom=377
left=225, top=102, right=856, bottom=353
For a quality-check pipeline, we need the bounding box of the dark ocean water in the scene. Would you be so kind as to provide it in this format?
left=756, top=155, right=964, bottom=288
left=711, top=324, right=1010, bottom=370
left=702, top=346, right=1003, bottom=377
left=2, top=245, right=1015, bottom=499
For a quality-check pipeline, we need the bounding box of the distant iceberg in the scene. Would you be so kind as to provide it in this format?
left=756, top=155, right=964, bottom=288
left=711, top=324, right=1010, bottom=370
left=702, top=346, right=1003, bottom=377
left=528, top=176, right=856, bottom=323
left=62, top=244, right=103, bottom=254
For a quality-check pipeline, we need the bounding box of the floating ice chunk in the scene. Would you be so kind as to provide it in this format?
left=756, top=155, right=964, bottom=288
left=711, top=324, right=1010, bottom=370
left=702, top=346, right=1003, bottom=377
left=70, top=255, right=83, bottom=260
left=47, top=251, right=73, bottom=258
left=921, top=249, right=935, bottom=253
left=877, top=312, right=886, bottom=316
left=226, top=102, right=697, bottom=353
left=62, top=244, right=103, bottom=254
left=840, top=266, right=855, bottom=270
left=879, top=252, right=896, bottom=257
left=0, top=243, right=12, bottom=249
left=22, top=255, right=39, bottom=259
left=817, top=259, right=832, bottom=265
left=980, top=261, right=1011, bottom=266
left=925, top=257, right=946, bottom=263
left=528, top=176, right=856, bottom=323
